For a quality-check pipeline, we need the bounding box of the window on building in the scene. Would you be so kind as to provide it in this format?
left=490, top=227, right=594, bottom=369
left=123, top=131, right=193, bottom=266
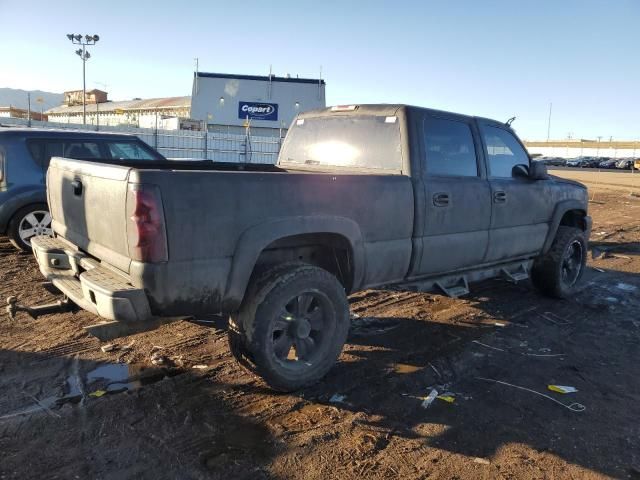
left=423, top=117, right=478, bottom=177
left=480, top=126, right=530, bottom=177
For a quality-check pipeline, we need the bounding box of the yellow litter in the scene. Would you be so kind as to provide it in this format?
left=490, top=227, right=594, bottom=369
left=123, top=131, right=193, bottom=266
left=437, top=395, right=455, bottom=403
left=548, top=385, right=578, bottom=394
left=89, top=390, right=107, bottom=398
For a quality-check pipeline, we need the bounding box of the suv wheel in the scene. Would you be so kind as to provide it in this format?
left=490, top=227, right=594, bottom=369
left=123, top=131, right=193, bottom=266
left=531, top=226, right=587, bottom=298
left=7, top=204, right=52, bottom=252
left=228, top=263, right=350, bottom=391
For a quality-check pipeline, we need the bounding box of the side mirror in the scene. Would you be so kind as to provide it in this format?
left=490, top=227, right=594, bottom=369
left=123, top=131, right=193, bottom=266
left=529, top=161, right=549, bottom=180
left=512, top=164, right=529, bottom=179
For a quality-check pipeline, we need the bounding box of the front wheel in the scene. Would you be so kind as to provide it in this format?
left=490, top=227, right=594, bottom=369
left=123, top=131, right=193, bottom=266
left=531, top=226, right=587, bottom=298
left=7, top=204, right=52, bottom=252
left=228, top=264, right=350, bottom=391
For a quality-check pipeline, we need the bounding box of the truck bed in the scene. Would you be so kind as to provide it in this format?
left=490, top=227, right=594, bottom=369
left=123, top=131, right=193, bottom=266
left=46, top=157, right=414, bottom=315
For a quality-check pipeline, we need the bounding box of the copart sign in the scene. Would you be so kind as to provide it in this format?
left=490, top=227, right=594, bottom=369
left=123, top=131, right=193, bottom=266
left=238, top=102, right=278, bottom=121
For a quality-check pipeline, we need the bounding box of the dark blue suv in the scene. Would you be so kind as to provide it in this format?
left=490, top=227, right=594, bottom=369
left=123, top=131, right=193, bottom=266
left=0, top=128, right=164, bottom=250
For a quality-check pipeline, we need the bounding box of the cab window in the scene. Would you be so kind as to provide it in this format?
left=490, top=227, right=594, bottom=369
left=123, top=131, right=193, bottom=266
left=423, top=117, right=478, bottom=177
left=481, top=126, right=530, bottom=178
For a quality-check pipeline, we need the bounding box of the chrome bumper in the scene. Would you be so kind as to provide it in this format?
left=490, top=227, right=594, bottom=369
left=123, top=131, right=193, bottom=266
left=31, top=236, right=152, bottom=322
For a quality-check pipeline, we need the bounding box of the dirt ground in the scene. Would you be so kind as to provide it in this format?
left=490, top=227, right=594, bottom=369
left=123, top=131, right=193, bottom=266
left=1, top=178, right=639, bottom=479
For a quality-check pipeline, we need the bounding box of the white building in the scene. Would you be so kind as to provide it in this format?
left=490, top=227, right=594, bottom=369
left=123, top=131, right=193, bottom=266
left=46, top=96, right=191, bottom=129
left=525, top=140, right=640, bottom=159
left=190, top=72, right=326, bottom=135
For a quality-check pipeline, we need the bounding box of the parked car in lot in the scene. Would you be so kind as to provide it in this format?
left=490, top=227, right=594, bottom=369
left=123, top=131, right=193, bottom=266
left=598, top=158, right=618, bottom=169
left=29, top=104, right=591, bottom=391
left=616, top=159, right=634, bottom=170
left=634, top=158, right=640, bottom=170
left=0, top=128, right=165, bottom=250
left=582, top=157, right=602, bottom=168
left=565, top=157, right=585, bottom=167
left=539, top=156, right=566, bottom=167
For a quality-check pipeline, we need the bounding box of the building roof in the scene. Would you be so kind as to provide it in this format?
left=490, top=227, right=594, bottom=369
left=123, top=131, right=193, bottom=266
left=46, top=96, right=191, bottom=115
left=196, top=71, right=325, bottom=85
left=64, top=89, right=107, bottom=95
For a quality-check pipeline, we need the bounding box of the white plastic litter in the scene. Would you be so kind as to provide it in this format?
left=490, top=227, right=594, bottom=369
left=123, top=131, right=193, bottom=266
left=421, top=389, right=438, bottom=409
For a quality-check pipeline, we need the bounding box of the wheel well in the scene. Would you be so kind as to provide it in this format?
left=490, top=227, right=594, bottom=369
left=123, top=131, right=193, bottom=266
left=253, top=233, right=354, bottom=292
left=559, top=209, right=587, bottom=231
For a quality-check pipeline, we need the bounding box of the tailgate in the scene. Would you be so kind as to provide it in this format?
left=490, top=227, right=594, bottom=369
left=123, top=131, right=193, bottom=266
left=47, top=157, right=132, bottom=273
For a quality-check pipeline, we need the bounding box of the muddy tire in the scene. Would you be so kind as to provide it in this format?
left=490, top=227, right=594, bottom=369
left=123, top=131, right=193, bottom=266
left=7, top=204, right=52, bottom=252
left=228, top=263, right=350, bottom=392
left=531, top=226, right=587, bottom=298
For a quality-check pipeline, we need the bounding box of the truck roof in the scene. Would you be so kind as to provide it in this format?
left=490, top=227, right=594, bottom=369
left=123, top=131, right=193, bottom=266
left=299, top=104, right=507, bottom=127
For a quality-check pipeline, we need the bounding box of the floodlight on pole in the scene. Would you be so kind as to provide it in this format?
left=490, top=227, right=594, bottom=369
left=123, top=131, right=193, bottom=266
left=67, top=33, right=100, bottom=125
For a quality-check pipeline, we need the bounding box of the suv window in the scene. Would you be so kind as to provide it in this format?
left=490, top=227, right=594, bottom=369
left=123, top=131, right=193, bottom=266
left=481, top=126, right=529, bottom=177
left=27, top=138, right=161, bottom=168
left=63, top=141, right=101, bottom=160
left=105, top=141, right=157, bottom=160
left=423, top=117, right=478, bottom=177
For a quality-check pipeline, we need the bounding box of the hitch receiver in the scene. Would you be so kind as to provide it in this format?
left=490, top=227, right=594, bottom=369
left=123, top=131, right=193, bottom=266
left=6, top=296, right=75, bottom=321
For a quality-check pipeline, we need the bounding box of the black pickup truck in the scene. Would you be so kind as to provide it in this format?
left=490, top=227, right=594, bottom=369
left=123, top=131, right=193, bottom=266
left=29, top=104, right=591, bottom=391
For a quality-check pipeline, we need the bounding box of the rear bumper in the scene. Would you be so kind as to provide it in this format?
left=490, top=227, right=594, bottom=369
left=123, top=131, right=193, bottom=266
left=31, top=236, right=152, bottom=322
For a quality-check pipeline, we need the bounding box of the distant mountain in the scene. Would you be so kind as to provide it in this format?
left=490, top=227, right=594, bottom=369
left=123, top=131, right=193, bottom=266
left=0, top=88, right=63, bottom=111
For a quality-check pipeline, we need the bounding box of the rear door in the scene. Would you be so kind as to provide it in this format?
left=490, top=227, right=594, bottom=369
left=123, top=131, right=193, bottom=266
left=478, top=122, right=554, bottom=262
left=411, top=113, right=491, bottom=276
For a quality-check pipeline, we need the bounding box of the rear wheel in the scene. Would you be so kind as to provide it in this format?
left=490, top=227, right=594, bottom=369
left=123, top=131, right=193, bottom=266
left=228, top=264, right=350, bottom=391
left=531, top=226, right=587, bottom=298
left=7, top=204, right=52, bottom=252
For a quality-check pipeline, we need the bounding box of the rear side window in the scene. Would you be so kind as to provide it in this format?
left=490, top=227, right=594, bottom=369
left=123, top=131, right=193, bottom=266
left=105, top=141, right=158, bottom=160
left=423, top=117, right=478, bottom=177
left=480, top=126, right=530, bottom=177
left=63, top=142, right=101, bottom=160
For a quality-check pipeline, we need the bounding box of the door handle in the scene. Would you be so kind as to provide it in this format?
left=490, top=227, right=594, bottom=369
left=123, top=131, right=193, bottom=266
left=71, top=179, right=83, bottom=196
left=494, top=191, right=507, bottom=203
left=433, top=192, right=450, bottom=207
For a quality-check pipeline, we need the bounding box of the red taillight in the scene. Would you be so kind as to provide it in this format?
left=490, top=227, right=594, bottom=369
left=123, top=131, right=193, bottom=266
left=126, top=184, right=168, bottom=263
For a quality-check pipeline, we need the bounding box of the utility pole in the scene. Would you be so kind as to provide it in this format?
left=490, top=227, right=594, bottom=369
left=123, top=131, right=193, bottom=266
left=546, top=102, right=552, bottom=142
left=27, top=92, right=31, bottom=127
left=194, top=57, right=199, bottom=95
left=67, top=34, right=100, bottom=125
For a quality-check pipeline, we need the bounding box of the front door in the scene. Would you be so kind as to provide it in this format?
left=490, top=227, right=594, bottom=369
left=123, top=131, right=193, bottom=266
left=479, top=123, right=555, bottom=262
left=411, top=114, right=492, bottom=276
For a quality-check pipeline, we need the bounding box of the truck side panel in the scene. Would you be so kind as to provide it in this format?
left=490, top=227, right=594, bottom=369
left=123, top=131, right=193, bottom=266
left=129, top=169, right=415, bottom=314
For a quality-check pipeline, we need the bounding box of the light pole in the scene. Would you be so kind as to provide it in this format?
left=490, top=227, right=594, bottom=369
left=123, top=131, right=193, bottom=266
left=66, top=33, right=100, bottom=125
left=546, top=102, right=552, bottom=141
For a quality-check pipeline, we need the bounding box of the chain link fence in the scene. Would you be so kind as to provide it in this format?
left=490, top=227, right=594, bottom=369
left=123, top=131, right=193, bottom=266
left=0, top=117, right=282, bottom=164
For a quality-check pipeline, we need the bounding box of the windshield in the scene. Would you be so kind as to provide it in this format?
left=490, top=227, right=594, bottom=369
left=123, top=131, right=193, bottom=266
left=278, top=115, right=402, bottom=171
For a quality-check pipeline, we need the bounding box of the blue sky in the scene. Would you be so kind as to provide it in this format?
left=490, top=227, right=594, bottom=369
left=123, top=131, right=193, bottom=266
left=1, top=0, right=638, bottom=140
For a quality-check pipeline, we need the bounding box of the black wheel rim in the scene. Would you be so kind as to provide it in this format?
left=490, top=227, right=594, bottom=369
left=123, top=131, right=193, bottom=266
left=561, top=239, right=583, bottom=287
left=270, top=290, right=335, bottom=371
